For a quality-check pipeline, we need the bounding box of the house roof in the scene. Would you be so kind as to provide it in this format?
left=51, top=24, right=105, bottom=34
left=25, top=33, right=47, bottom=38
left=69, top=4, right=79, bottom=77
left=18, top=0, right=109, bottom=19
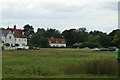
left=2, top=30, right=10, bottom=37
left=48, top=38, right=66, bottom=44
left=7, top=28, right=27, bottom=38
left=73, top=43, right=82, bottom=47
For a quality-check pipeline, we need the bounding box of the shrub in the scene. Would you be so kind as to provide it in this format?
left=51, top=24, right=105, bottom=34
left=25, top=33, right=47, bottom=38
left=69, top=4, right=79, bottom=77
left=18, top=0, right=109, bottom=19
left=15, top=43, right=19, bottom=47
left=5, top=43, right=10, bottom=47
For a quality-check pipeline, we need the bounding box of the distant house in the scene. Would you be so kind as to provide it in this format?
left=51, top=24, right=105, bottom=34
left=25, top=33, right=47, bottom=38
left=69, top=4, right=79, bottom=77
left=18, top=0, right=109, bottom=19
left=73, top=43, right=83, bottom=48
left=48, top=37, right=66, bottom=47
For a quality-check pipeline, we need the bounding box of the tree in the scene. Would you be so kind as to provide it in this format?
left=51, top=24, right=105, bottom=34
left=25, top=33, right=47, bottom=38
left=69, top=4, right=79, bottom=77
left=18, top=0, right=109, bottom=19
left=40, top=38, right=50, bottom=48
left=87, top=30, right=111, bottom=48
left=76, top=28, right=89, bottom=42
left=23, top=24, right=34, bottom=41
left=62, top=29, right=76, bottom=47
left=29, top=32, right=42, bottom=47
left=62, top=28, right=89, bottom=47
left=44, top=28, right=62, bottom=38
left=112, top=30, right=120, bottom=47
left=89, top=30, right=103, bottom=36
left=98, top=33, right=111, bottom=47
left=29, top=28, right=62, bottom=48
left=29, top=31, right=49, bottom=48
left=108, top=29, right=120, bottom=46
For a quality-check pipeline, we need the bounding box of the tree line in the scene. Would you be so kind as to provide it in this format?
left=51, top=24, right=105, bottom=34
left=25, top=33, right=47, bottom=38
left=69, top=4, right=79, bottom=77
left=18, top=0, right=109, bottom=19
left=23, top=24, right=120, bottom=48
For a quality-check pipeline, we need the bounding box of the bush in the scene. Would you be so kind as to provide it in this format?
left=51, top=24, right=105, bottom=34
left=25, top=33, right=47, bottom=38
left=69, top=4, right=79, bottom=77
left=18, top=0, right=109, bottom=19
left=5, top=43, right=10, bottom=47
left=87, top=42, right=99, bottom=49
left=15, top=43, right=19, bottom=47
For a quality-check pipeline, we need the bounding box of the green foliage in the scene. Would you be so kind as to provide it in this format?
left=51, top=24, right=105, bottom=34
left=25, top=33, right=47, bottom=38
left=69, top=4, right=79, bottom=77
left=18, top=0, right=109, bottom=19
left=15, top=43, right=19, bottom=47
left=5, top=43, right=10, bottom=47
left=44, top=28, right=62, bottom=38
left=97, top=33, right=111, bottom=47
left=29, top=27, right=120, bottom=48
left=87, top=31, right=111, bottom=48
left=112, top=30, right=120, bottom=47
left=62, top=28, right=89, bottom=46
left=23, top=24, right=34, bottom=42
left=29, top=32, right=49, bottom=48
left=30, top=28, right=61, bottom=48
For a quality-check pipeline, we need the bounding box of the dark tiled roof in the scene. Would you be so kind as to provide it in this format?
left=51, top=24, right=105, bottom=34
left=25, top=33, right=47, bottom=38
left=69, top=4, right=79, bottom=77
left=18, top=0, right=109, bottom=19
left=7, top=28, right=27, bottom=38
left=48, top=38, right=66, bottom=44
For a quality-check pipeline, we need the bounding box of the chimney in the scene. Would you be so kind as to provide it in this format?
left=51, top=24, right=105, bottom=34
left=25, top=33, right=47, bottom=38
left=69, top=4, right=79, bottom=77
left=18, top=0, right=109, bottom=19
left=7, top=26, right=9, bottom=29
left=14, top=25, right=16, bottom=29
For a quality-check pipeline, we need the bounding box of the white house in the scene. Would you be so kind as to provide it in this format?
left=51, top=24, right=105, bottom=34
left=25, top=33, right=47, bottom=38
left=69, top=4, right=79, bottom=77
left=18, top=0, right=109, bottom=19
left=0, top=25, right=27, bottom=49
left=48, top=37, right=66, bottom=47
left=7, top=25, right=27, bottom=46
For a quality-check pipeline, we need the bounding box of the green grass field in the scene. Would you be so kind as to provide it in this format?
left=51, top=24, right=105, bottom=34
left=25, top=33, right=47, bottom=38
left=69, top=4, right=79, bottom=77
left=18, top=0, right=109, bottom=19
left=2, top=48, right=118, bottom=78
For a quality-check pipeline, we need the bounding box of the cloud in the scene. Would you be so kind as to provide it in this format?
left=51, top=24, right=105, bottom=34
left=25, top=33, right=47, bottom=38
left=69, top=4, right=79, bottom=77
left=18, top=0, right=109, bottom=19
left=1, top=0, right=118, bottom=33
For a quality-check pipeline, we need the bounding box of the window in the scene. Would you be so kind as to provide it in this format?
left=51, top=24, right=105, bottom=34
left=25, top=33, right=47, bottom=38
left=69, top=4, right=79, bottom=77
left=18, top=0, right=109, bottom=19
left=9, top=36, right=11, bottom=39
left=56, top=41, right=59, bottom=43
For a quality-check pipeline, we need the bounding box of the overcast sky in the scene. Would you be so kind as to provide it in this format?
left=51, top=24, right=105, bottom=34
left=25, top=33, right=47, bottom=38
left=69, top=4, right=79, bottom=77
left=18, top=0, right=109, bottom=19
left=0, top=0, right=119, bottom=33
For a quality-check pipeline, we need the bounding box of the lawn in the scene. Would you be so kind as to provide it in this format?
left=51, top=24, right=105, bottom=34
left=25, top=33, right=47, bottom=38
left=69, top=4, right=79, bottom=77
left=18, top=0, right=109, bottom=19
left=2, top=48, right=118, bottom=78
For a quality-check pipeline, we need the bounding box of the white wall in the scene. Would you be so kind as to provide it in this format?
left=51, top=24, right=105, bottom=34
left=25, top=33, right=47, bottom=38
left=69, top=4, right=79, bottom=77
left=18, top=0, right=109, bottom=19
left=0, top=43, right=3, bottom=49
left=6, top=32, right=15, bottom=47
left=50, top=43, right=66, bottom=47
left=1, top=31, right=28, bottom=49
left=1, top=35, right=5, bottom=43
left=15, top=38, right=27, bottom=46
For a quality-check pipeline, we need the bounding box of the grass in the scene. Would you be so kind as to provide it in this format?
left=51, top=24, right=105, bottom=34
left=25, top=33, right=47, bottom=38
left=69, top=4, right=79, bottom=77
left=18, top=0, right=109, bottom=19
left=2, top=48, right=118, bottom=78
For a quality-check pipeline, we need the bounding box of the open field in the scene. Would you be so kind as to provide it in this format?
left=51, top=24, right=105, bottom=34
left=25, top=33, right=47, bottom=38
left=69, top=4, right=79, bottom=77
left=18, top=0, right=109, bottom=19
left=2, top=48, right=118, bottom=78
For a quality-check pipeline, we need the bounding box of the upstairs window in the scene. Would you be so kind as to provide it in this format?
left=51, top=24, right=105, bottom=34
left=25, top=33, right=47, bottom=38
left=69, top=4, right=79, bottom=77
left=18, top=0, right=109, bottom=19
left=25, top=39, right=27, bottom=42
left=9, top=36, right=11, bottom=39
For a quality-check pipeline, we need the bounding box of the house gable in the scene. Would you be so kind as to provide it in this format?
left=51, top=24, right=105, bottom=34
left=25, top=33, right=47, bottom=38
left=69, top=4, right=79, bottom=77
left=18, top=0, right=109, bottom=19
left=7, top=28, right=27, bottom=38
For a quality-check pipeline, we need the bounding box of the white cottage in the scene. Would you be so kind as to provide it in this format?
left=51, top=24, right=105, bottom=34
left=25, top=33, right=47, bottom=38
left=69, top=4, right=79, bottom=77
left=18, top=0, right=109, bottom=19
left=48, top=37, right=66, bottom=47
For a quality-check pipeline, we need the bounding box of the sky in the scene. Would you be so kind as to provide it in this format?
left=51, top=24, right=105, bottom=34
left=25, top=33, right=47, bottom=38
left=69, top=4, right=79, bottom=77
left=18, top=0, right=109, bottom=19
left=0, top=0, right=119, bottom=33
